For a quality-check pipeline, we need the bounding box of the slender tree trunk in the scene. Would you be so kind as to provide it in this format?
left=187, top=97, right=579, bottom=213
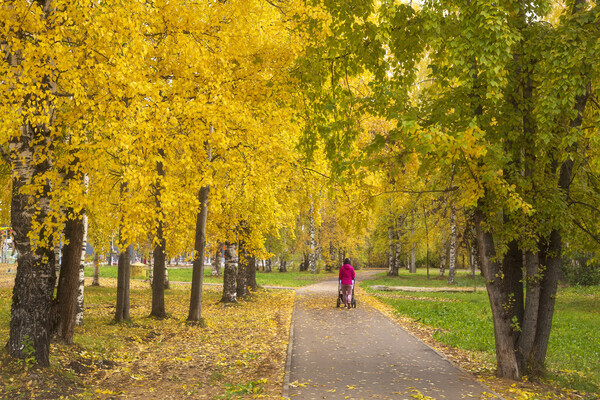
left=394, top=218, right=402, bottom=276
left=115, top=244, right=131, bottom=322
left=387, top=225, right=395, bottom=275
left=237, top=240, right=248, bottom=299
left=265, top=257, right=272, bottom=272
left=164, top=263, right=170, bottom=290
left=247, top=255, right=258, bottom=292
left=470, top=242, right=477, bottom=276
left=448, top=205, right=457, bottom=284
left=309, top=201, right=316, bottom=274
left=440, top=241, right=447, bottom=276
left=221, top=242, right=237, bottom=303
left=410, top=212, right=416, bottom=273
left=92, top=252, right=100, bottom=286
left=151, top=149, right=166, bottom=319
left=75, top=208, right=88, bottom=326
left=51, top=210, right=84, bottom=344
left=188, top=185, right=209, bottom=323
left=212, top=245, right=222, bottom=276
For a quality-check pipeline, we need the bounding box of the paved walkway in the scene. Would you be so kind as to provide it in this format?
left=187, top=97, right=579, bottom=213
left=285, top=272, right=500, bottom=399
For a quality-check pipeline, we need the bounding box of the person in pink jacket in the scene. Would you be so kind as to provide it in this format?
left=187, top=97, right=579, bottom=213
left=339, top=258, right=355, bottom=308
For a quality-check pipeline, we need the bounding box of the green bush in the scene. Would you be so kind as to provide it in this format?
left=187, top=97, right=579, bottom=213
left=561, top=256, right=600, bottom=286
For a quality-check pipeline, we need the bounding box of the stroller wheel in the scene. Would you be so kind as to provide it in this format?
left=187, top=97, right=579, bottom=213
left=336, top=297, right=341, bottom=308
left=352, top=300, right=356, bottom=308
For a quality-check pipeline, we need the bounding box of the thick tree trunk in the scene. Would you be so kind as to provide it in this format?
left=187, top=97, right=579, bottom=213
left=76, top=210, right=88, bottom=326
left=188, top=185, right=210, bottom=323
left=115, top=244, right=131, bottom=322
left=221, top=242, right=237, bottom=303
left=516, top=251, right=541, bottom=372
left=52, top=211, right=85, bottom=343
left=474, top=203, right=520, bottom=380
left=448, top=205, right=457, bottom=284
left=502, top=240, right=524, bottom=337
left=8, top=123, right=56, bottom=365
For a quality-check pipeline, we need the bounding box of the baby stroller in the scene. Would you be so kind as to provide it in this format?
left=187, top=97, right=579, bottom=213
left=336, top=280, right=357, bottom=308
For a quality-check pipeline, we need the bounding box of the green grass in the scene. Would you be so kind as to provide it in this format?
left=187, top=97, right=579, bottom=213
left=361, top=271, right=600, bottom=395
left=364, top=268, right=486, bottom=288
left=84, top=265, right=336, bottom=287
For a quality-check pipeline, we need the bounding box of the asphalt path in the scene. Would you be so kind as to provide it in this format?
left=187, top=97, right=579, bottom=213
left=284, top=271, right=501, bottom=400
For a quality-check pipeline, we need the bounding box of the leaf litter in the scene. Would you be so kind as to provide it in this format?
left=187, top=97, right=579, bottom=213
left=0, top=278, right=294, bottom=399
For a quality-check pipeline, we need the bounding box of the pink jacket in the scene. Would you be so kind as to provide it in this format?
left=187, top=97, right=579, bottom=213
left=339, top=263, right=355, bottom=285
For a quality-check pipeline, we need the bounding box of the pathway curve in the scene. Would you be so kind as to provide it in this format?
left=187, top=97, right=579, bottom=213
left=285, top=271, right=501, bottom=399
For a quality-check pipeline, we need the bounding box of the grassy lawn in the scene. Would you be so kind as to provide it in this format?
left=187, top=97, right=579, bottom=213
left=361, top=269, right=600, bottom=397
left=85, top=265, right=337, bottom=287
left=364, top=268, right=487, bottom=288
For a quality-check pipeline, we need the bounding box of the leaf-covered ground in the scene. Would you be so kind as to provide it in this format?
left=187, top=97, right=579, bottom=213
left=1, top=278, right=294, bottom=399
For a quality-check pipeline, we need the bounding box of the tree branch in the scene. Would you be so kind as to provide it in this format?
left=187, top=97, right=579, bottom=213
left=572, top=218, right=600, bottom=246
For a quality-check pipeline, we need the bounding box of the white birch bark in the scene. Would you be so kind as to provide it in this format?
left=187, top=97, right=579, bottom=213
left=309, top=201, right=316, bottom=274
left=388, top=225, right=394, bottom=275
left=448, top=205, right=457, bottom=284
left=75, top=175, right=89, bottom=326
left=410, top=211, right=416, bottom=273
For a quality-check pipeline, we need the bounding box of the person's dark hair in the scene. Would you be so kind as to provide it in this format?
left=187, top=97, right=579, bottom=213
left=343, top=258, right=351, bottom=265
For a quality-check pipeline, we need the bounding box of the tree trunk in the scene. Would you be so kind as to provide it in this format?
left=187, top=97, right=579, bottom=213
left=387, top=225, right=395, bottom=276
left=237, top=240, right=248, bottom=299
left=279, top=258, right=287, bottom=272
left=502, top=240, right=524, bottom=335
left=115, top=244, right=131, bottom=322
left=151, top=149, right=167, bottom=319
left=470, top=242, right=477, bottom=276
left=7, top=9, right=58, bottom=363
left=410, top=212, right=416, bottom=273
left=221, top=242, right=237, bottom=303
left=474, top=203, right=520, bottom=379
left=516, top=251, right=541, bottom=372
left=212, top=245, right=222, bottom=276
left=247, top=255, right=258, bottom=292
left=448, top=205, right=457, bottom=284
left=188, top=185, right=210, bottom=323
left=9, top=159, right=56, bottom=363
left=309, top=201, right=316, bottom=274
left=394, top=217, right=402, bottom=276
left=92, top=252, right=100, bottom=286
left=265, top=258, right=272, bottom=272
left=75, top=209, right=88, bottom=326
left=52, top=211, right=85, bottom=343
left=440, top=241, right=447, bottom=276
left=7, top=122, right=55, bottom=365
